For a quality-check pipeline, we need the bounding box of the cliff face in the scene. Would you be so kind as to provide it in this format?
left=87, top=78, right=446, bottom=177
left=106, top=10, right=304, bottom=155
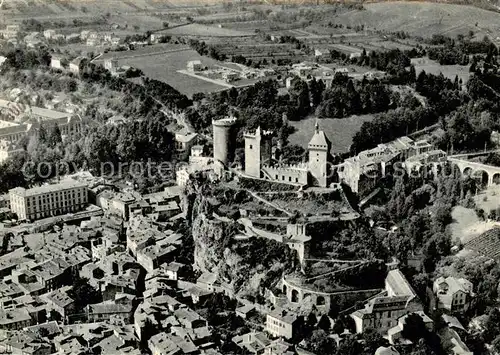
left=187, top=182, right=297, bottom=297
left=192, top=211, right=234, bottom=273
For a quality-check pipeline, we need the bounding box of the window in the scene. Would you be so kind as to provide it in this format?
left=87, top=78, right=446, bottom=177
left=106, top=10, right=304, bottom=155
left=249, top=145, right=253, bottom=149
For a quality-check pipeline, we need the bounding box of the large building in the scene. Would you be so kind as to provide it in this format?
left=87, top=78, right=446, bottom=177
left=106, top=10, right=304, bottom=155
left=265, top=309, right=302, bottom=339
left=9, top=181, right=88, bottom=221
left=338, top=136, right=436, bottom=194
left=351, top=269, right=423, bottom=335
left=0, top=99, right=83, bottom=143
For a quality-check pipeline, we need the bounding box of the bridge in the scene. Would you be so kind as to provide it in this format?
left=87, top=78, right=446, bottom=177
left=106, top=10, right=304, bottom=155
left=447, top=156, right=500, bottom=186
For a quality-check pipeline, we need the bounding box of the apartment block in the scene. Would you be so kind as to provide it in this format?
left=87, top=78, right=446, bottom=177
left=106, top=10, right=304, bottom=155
left=9, top=181, right=88, bottom=221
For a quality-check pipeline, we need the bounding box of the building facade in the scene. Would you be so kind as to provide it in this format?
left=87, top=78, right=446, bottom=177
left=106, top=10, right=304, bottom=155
left=433, top=276, right=473, bottom=312
left=9, top=181, right=88, bottom=221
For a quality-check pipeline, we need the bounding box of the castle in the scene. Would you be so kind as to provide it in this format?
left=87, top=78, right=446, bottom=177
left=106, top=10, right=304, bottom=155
left=242, top=122, right=332, bottom=188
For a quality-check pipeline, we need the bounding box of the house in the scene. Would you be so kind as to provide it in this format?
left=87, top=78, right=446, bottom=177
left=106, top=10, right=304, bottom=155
left=232, top=331, right=271, bottom=354
left=187, top=60, right=203, bottom=72
left=265, top=309, right=302, bottom=339
left=148, top=332, right=198, bottom=355
left=264, top=338, right=295, bottom=355
left=136, top=238, right=177, bottom=273
left=175, top=130, right=198, bottom=160
left=439, top=316, right=473, bottom=355
left=174, top=307, right=207, bottom=329
left=80, top=30, right=91, bottom=40
left=43, top=29, right=57, bottom=39
left=314, top=48, right=329, bottom=58
left=1, top=25, right=19, bottom=40
left=86, top=297, right=134, bottom=323
left=0, top=307, right=33, bottom=330
left=197, top=272, right=220, bottom=292
left=291, top=63, right=314, bottom=78
left=65, top=33, right=80, bottom=42
left=222, top=71, right=239, bottom=83
left=236, top=303, right=256, bottom=319
left=87, top=38, right=100, bottom=46
left=69, top=57, right=84, bottom=74
left=433, top=276, right=473, bottom=312
left=163, top=261, right=187, bottom=281
left=40, top=285, right=75, bottom=319
left=50, top=56, right=63, bottom=69
left=105, top=59, right=119, bottom=72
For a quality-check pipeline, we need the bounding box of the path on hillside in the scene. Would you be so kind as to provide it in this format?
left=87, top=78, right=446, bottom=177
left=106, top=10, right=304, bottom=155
left=244, top=189, right=293, bottom=217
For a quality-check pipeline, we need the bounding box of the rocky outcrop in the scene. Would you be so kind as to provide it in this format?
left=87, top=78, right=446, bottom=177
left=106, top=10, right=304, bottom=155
left=187, top=182, right=297, bottom=297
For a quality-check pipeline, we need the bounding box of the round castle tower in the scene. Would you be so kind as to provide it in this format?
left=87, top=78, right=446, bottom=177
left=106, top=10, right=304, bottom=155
left=212, top=116, right=237, bottom=166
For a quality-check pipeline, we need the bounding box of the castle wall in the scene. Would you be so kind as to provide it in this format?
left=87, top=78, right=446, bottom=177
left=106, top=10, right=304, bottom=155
left=338, top=161, right=361, bottom=193
left=278, top=277, right=381, bottom=315
left=262, top=165, right=308, bottom=185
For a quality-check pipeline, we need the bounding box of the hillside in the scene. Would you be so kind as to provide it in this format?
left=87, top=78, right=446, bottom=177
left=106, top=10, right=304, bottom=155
left=3, top=0, right=500, bottom=40
left=333, top=1, right=500, bottom=38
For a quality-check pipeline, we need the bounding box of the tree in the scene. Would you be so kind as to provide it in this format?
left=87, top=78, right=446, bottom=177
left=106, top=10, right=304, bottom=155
left=38, top=123, right=48, bottom=144
left=362, top=327, right=385, bottom=354
left=402, top=313, right=428, bottom=343
left=303, top=329, right=337, bottom=355
left=317, top=314, right=331, bottom=331
left=484, top=308, right=500, bottom=342
left=47, top=123, right=62, bottom=148
left=69, top=276, right=101, bottom=311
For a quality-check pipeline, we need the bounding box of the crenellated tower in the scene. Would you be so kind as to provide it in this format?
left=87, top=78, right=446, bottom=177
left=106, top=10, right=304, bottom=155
left=244, top=126, right=273, bottom=178
left=308, top=121, right=331, bottom=187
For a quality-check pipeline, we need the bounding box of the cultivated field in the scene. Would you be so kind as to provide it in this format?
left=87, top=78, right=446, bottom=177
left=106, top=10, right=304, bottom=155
left=158, top=23, right=256, bottom=37
left=288, top=114, right=375, bottom=154
left=97, top=47, right=252, bottom=97
left=334, top=2, right=500, bottom=39
left=411, top=57, right=470, bottom=84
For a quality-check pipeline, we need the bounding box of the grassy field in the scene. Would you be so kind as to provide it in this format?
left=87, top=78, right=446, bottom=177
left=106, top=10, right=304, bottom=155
left=411, top=57, right=470, bottom=84
left=288, top=114, right=375, bottom=154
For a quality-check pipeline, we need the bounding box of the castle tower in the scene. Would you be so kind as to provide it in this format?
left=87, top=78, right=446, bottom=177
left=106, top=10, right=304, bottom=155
left=212, top=116, right=236, bottom=166
left=244, top=126, right=272, bottom=178
left=308, top=121, right=331, bottom=187
left=286, top=223, right=311, bottom=270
